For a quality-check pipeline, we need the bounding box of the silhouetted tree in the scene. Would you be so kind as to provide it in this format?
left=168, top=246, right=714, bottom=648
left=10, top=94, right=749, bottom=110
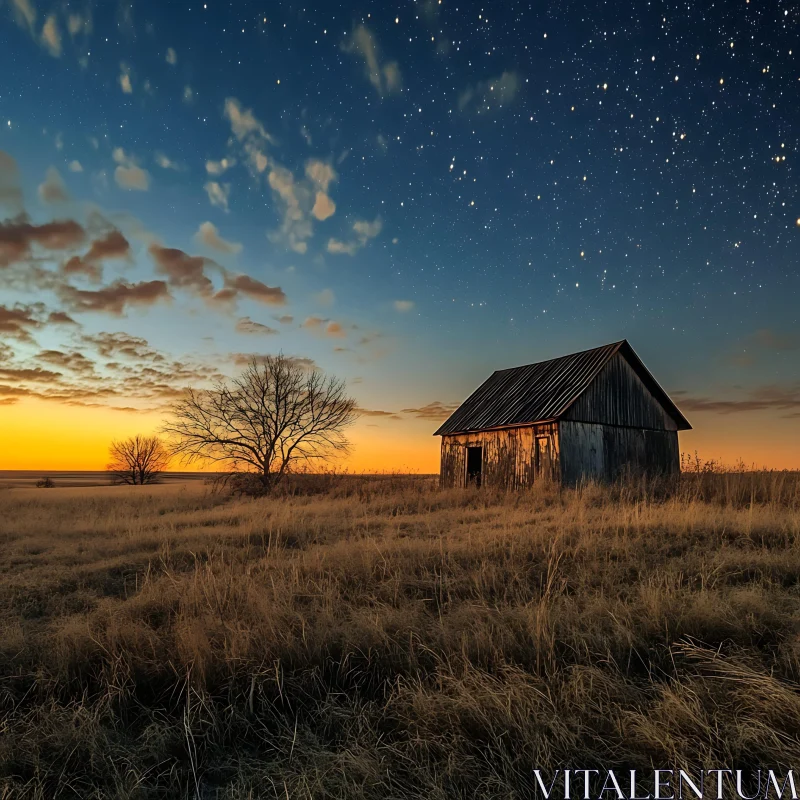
left=107, top=435, right=170, bottom=485
left=161, top=355, right=359, bottom=492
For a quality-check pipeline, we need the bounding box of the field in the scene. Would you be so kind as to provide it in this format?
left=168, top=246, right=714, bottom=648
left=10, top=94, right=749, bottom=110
left=2, top=472, right=800, bottom=798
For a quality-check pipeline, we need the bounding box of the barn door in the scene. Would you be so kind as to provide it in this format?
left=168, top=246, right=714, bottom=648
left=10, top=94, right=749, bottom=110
left=466, top=446, right=483, bottom=487
left=536, top=436, right=552, bottom=481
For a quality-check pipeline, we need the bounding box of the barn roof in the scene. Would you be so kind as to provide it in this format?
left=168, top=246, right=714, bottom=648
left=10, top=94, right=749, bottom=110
left=433, top=340, right=691, bottom=436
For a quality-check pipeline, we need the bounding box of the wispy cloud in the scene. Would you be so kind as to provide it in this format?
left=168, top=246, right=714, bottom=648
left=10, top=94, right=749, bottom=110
left=672, top=386, right=800, bottom=417
left=235, top=316, right=278, bottom=335
left=119, top=62, right=133, bottom=94
left=206, top=157, right=235, bottom=176
left=393, top=300, right=414, bottom=312
left=401, top=401, right=460, bottom=421
left=113, top=148, right=150, bottom=191
left=165, top=47, right=177, bottom=65
left=194, top=221, right=242, bottom=255
left=342, top=25, right=402, bottom=96
left=0, top=216, right=85, bottom=267
left=58, top=279, right=171, bottom=315
left=38, top=166, right=69, bottom=204
left=0, top=303, right=43, bottom=342
left=155, top=152, right=182, bottom=171
left=327, top=217, right=382, bottom=256
left=302, top=316, right=346, bottom=338
left=204, top=181, right=230, bottom=211
left=224, top=97, right=272, bottom=174
left=41, top=14, right=61, bottom=56
left=458, top=70, right=521, bottom=115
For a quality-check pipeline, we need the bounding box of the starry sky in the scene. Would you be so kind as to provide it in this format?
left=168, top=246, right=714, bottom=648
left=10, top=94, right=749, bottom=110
left=1, top=0, right=799, bottom=472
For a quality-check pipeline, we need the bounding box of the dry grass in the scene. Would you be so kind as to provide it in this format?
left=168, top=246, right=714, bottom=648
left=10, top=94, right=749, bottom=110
left=1, top=473, right=800, bottom=798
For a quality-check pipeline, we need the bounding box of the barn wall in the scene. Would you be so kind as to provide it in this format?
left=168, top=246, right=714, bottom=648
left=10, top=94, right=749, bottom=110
left=559, top=420, right=679, bottom=486
left=563, top=352, right=678, bottom=431
left=439, top=423, right=559, bottom=489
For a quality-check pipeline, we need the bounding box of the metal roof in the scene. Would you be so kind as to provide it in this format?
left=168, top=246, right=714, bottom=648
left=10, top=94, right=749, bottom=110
left=433, top=340, right=691, bottom=436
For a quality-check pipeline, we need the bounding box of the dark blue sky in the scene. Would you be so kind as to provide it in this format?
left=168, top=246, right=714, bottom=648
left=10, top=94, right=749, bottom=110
left=1, top=0, right=799, bottom=468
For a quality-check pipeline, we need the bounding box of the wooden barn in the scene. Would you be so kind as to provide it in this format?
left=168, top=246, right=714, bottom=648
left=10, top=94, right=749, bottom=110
left=435, top=340, right=691, bottom=488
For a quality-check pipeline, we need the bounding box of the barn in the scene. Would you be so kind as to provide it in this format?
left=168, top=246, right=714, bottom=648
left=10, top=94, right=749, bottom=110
left=435, top=340, right=691, bottom=488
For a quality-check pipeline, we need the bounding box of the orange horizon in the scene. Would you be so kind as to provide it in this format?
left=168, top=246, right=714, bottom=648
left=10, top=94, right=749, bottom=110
left=2, top=399, right=798, bottom=473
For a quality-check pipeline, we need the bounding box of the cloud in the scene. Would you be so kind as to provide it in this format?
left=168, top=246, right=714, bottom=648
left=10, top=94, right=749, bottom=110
left=148, top=243, right=286, bottom=308
left=113, top=148, right=150, bottom=191
left=36, top=349, right=94, bottom=373
left=393, top=300, right=414, bottom=312
left=326, top=217, right=382, bottom=256
left=224, top=97, right=270, bottom=141
left=62, top=229, right=131, bottom=281
left=37, top=166, right=69, bottom=204
left=205, top=181, right=230, bottom=211
left=183, top=85, right=194, bottom=103
left=223, top=97, right=273, bottom=175
left=62, top=254, right=102, bottom=281
left=353, top=218, right=382, bottom=239
left=342, top=25, right=402, bottom=96
left=401, top=401, right=460, bottom=420
left=315, top=288, right=335, bottom=307
left=0, top=366, right=63, bottom=382
left=326, top=321, right=345, bottom=337
left=670, top=386, right=800, bottom=417
left=458, top=70, right=521, bottom=115
left=206, top=157, right=235, bottom=176
left=82, top=331, right=163, bottom=361
left=47, top=310, right=78, bottom=325
left=58, top=279, right=171, bottom=315
left=267, top=167, right=312, bottom=253
left=10, top=0, right=36, bottom=30
left=356, top=407, right=402, bottom=420
left=155, top=152, right=181, bottom=170
left=41, top=14, right=61, bottom=56
left=275, top=314, right=293, bottom=324
left=68, top=160, right=83, bottom=172
left=305, top=160, right=336, bottom=192
left=235, top=316, right=278, bottom=335
left=302, top=316, right=346, bottom=338
left=326, top=238, right=358, bottom=256
left=67, top=12, right=91, bottom=37
left=119, top=62, right=133, bottom=93
left=312, top=192, right=336, bottom=221
left=0, top=151, right=25, bottom=214
left=0, top=304, right=42, bottom=342
left=148, top=243, right=217, bottom=297
left=223, top=273, right=286, bottom=305
left=0, top=215, right=85, bottom=267
left=267, top=160, right=341, bottom=250
left=165, top=47, right=177, bottom=64
left=194, top=221, right=242, bottom=255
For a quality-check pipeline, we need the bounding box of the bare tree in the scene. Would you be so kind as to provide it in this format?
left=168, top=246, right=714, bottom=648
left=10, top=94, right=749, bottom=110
left=160, top=355, right=359, bottom=491
left=107, top=435, right=171, bottom=485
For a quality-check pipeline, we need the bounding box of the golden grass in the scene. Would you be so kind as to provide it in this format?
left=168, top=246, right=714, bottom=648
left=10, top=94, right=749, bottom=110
left=1, top=473, right=800, bottom=798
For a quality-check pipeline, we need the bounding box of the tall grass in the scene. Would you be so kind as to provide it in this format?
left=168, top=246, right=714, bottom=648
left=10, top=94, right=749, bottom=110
left=1, top=472, right=800, bottom=798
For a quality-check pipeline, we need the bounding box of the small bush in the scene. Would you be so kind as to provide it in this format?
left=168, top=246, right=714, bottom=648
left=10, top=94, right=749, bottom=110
left=35, top=477, right=55, bottom=488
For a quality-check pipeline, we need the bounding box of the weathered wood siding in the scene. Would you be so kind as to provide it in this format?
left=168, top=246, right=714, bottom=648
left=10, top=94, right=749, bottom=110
left=563, top=352, right=678, bottom=431
left=440, top=423, right=559, bottom=489
left=559, top=420, right=679, bottom=486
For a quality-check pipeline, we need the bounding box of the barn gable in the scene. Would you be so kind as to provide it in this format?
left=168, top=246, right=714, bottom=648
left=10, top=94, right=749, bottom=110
left=562, top=350, right=680, bottom=431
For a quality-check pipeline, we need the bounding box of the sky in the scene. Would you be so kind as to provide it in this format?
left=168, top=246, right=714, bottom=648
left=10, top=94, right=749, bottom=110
left=0, top=0, right=798, bottom=472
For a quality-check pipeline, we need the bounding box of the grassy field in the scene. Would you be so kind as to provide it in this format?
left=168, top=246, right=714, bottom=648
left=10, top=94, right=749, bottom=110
left=2, top=473, right=800, bottom=798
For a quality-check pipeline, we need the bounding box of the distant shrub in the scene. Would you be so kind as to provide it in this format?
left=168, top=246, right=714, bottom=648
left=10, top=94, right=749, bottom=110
left=35, top=477, right=55, bottom=488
